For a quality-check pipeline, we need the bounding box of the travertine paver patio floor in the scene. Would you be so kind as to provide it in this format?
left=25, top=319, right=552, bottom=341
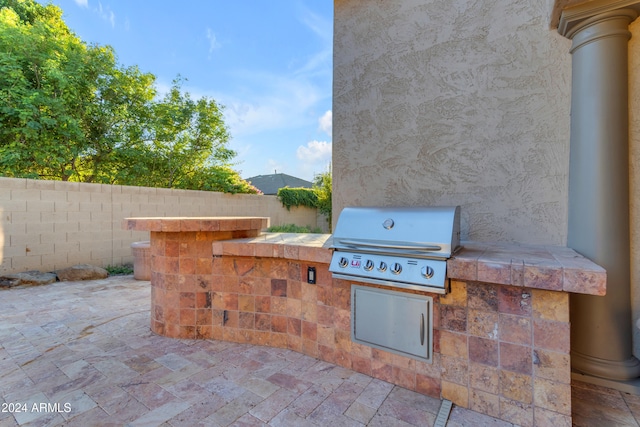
left=0, top=276, right=638, bottom=426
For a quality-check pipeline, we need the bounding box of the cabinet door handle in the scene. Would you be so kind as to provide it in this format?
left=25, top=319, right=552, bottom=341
left=420, top=313, right=425, bottom=346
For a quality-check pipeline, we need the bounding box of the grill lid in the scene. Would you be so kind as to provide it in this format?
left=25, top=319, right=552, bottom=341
left=329, top=206, right=461, bottom=294
left=331, top=206, right=461, bottom=259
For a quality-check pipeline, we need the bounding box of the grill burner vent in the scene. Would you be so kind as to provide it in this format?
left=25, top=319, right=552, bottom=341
left=329, top=206, right=461, bottom=294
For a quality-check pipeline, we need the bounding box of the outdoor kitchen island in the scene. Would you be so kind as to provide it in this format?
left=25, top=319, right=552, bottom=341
left=124, top=217, right=605, bottom=426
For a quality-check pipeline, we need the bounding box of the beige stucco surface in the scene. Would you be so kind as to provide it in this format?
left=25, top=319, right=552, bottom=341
left=334, top=0, right=640, bottom=365
left=333, top=0, right=573, bottom=244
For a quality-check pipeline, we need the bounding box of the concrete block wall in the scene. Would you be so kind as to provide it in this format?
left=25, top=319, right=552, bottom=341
left=0, top=177, right=321, bottom=275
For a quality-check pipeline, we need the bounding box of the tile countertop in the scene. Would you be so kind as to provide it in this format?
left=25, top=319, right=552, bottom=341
left=213, top=234, right=606, bottom=296
left=123, top=217, right=270, bottom=232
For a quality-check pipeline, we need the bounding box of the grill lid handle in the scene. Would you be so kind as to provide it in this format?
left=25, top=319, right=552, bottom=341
left=337, top=239, right=442, bottom=252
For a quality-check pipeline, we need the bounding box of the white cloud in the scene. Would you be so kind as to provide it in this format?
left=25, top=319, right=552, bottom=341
left=292, top=6, right=333, bottom=77
left=299, top=7, right=332, bottom=43
left=168, top=5, right=332, bottom=182
left=155, top=75, right=317, bottom=141
left=295, top=141, right=332, bottom=181
left=214, top=6, right=331, bottom=140
left=296, top=140, right=332, bottom=163
left=224, top=101, right=287, bottom=137
left=221, top=74, right=322, bottom=138
left=74, top=0, right=88, bottom=8
left=206, top=28, right=221, bottom=58
left=97, top=2, right=115, bottom=28
left=318, top=110, right=332, bottom=137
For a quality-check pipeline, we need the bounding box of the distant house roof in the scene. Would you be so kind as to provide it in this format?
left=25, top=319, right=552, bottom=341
left=245, top=173, right=313, bottom=195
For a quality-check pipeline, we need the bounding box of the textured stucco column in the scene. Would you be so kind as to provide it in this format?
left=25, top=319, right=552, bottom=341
left=559, top=2, right=640, bottom=382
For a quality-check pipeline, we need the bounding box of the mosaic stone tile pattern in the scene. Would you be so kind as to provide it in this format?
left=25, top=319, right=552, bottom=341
left=122, top=217, right=606, bottom=425
left=0, top=276, right=637, bottom=426
left=448, top=241, right=606, bottom=296
left=148, top=239, right=576, bottom=425
left=0, top=276, right=505, bottom=426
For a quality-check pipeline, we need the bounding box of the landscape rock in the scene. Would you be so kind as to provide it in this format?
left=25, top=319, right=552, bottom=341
left=56, top=264, right=109, bottom=282
left=0, top=271, right=57, bottom=288
left=0, top=275, right=22, bottom=288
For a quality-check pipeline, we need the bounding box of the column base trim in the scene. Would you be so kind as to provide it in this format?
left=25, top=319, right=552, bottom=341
left=572, top=351, right=640, bottom=382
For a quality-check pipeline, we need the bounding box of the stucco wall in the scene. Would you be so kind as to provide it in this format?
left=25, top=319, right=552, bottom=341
left=333, top=0, right=573, bottom=245
left=0, top=177, right=322, bottom=275
left=334, top=0, right=640, bottom=366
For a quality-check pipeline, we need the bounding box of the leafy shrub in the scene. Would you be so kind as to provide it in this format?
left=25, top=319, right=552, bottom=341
left=267, top=224, right=323, bottom=233
left=275, top=170, right=332, bottom=231
left=276, top=187, right=318, bottom=210
left=105, top=264, right=134, bottom=276
left=313, top=170, right=332, bottom=226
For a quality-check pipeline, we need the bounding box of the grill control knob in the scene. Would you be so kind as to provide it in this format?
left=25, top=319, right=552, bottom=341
left=391, top=263, right=402, bottom=275
left=339, top=257, right=348, bottom=268
left=364, top=259, right=374, bottom=271
left=378, top=261, right=387, bottom=272
left=421, top=265, right=435, bottom=279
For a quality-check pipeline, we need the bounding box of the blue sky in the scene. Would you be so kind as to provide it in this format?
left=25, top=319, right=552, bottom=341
left=42, top=1, right=333, bottom=182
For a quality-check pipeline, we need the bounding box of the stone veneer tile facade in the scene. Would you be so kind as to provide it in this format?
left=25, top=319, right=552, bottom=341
left=126, top=220, right=606, bottom=427
left=152, top=257, right=572, bottom=426
left=445, top=281, right=573, bottom=426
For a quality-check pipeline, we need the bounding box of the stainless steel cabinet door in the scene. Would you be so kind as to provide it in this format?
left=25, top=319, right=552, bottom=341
left=351, top=285, right=433, bottom=362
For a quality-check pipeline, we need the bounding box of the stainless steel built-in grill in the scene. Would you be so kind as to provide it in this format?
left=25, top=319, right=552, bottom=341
left=329, top=206, right=461, bottom=294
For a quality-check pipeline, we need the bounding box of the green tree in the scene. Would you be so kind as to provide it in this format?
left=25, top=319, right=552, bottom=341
left=77, top=60, right=156, bottom=184
left=313, top=168, right=332, bottom=230
left=0, top=2, right=99, bottom=180
left=114, top=77, right=234, bottom=189
left=0, top=0, right=258, bottom=193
